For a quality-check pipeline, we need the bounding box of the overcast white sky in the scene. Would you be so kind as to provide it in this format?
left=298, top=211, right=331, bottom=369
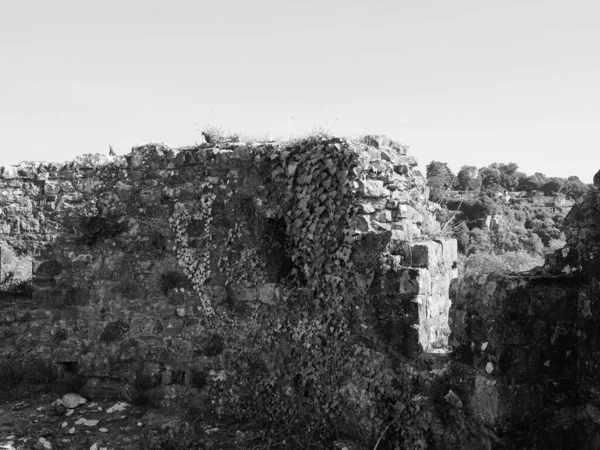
left=1, top=0, right=598, bottom=181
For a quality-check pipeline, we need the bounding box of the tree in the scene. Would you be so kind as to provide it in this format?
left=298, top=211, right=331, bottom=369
left=453, top=222, right=470, bottom=254
left=563, top=176, right=590, bottom=200
left=456, top=166, right=481, bottom=192
left=541, top=178, right=566, bottom=196
left=478, top=166, right=503, bottom=193
left=481, top=196, right=501, bottom=215
left=467, top=228, right=493, bottom=255
left=426, top=161, right=454, bottom=186
left=517, top=172, right=547, bottom=192
left=425, top=161, right=455, bottom=202
left=514, top=171, right=528, bottom=188
left=489, top=162, right=520, bottom=191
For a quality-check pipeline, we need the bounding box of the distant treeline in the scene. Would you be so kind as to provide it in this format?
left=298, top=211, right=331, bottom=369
left=423, top=160, right=588, bottom=278
left=425, top=161, right=591, bottom=202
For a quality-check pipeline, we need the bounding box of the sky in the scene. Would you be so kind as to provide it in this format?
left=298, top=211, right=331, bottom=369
left=1, top=0, right=599, bottom=182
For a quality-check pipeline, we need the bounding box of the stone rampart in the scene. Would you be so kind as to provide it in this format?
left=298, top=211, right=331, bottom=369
left=0, top=135, right=457, bottom=421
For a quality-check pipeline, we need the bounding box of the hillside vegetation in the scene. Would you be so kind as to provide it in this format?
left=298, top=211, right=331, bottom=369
left=424, top=161, right=592, bottom=277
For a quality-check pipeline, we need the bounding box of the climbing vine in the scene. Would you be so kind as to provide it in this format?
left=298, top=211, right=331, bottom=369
left=165, top=137, right=432, bottom=448
left=230, top=136, right=368, bottom=442
left=271, top=138, right=359, bottom=297
left=168, top=180, right=216, bottom=316
left=218, top=221, right=267, bottom=287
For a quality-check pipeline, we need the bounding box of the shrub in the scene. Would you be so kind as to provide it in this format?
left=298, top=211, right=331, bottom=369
left=453, top=222, right=470, bottom=254
left=200, top=124, right=227, bottom=144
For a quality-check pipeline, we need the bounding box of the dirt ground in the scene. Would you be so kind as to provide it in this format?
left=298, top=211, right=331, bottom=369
left=0, top=390, right=361, bottom=450
left=0, top=391, right=247, bottom=450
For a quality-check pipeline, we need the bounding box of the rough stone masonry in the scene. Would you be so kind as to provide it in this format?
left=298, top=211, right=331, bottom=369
left=0, top=135, right=457, bottom=400
left=5, top=133, right=600, bottom=447
left=450, top=180, right=600, bottom=447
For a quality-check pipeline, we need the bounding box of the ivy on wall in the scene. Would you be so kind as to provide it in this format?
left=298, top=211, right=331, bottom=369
left=165, top=137, right=432, bottom=448
left=168, top=181, right=216, bottom=316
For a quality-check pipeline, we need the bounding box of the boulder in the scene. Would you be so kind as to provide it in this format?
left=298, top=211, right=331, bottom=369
left=61, top=393, right=87, bottom=409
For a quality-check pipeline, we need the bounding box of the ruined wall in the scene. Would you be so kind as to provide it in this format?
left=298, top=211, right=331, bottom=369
left=450, top=187, right=600, bottom=449
left=0, top=134, right=457, bottom=439
left=10, top=134, right=600, bottom=448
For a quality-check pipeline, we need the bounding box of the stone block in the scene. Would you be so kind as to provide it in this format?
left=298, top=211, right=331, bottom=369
left=1, top=166, right=18, bottom=180
left=227, top=284, right=258, bottom=303
left=395, top=204, right=424, bottom=224
left=373, top=210, right=392, bottom=223
left=385, top=199, right=400, bottom=210
left=357, top=179, right=390, bottom=198
left=55, top=170, right=76, bottom=180
left=139, top=188, right=159, bottom=204
left=232, top=146, right=252, bottom=160
left=369, top=159, right=394, bottom=173
left=129, top=315, right=158, bottom=336
left=114, top=181, right=133, bottom=200
left=372, top=220, right=391, bottom=231
left=386, top=223, right=422, bottom=254
left=472, top=375, right=500, bottom=424
left=258, top=283, right=281, bottom=305
left=361, top=135, right=408, bottom=156
left=354, top=215, right=374, bottom=233
left=357, top=202, right=376, bottom=214
left=407, top=241, right=442, bottom=269
left=72, top=153, right=110, bottom=169
left=397, top=268, right=431, bottom=296
left=390, top=229, right=410, bottom=242
left=392, top=156, right=418, bottom=172
left=44, top=180, right=61, bottom=195
left=390, top=189, right=412, bottom=203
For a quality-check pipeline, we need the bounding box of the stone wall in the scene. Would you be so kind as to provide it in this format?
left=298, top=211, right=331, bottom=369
left=450, top=187, right=600, bottom=448
left=0, top=135, right=457, bottom=411
left=10, top=134, right=600, bottom=447
left=8, top=133, right=600, bottom=447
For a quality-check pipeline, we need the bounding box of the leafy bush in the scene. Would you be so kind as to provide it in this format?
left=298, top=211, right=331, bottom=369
left=453, top=222, right=470, bottom=254
left=200, top=124, right=227, bottom=144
